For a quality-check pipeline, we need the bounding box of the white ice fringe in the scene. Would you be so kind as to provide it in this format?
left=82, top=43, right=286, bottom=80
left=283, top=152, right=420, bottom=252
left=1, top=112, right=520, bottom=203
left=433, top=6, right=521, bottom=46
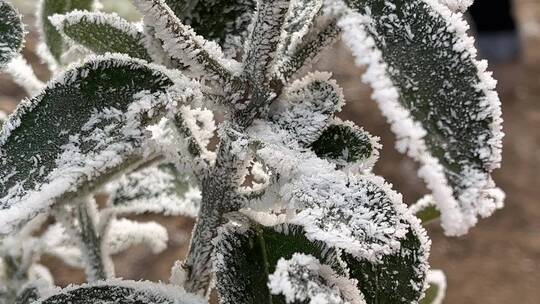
left=3, top=55, right=44, bottom=96
left=424, top=269, right=447, bottom=304
left=328, top=0, right=504, bottom=236
left=49, top=10, right=141, bottom=39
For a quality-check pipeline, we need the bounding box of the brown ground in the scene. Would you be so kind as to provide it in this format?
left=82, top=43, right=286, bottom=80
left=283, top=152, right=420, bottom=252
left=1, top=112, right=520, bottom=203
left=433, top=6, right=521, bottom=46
left=1, top=1, right=539, bottom=303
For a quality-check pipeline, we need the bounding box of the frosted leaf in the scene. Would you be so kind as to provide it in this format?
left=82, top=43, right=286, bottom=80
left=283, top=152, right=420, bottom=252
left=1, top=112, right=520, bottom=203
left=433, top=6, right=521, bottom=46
left=3, top=56, right=45, bottom=96
left=330, top=0, right=504, bottom=236
left=410, top=195, right=441, bottom=224
left=34, top=279, right=205, bottom=304
left=214, top=216, right=346, bottom=304
left=288, top=173, right=412, bottom=261
left=49, top=10, right=151, bottom=60
left=166, top=0, right=256, bottom=55
left=250, top=124, right=414, bottom=261
left=270, top=72, right=344, bottom=146
left=242, top=0, right=290, bottom=84
left=133, top=0, right=241, bottom=82
left=0, top=54, right=183, bottom=235
left=310, top=120, right=380, bottom=171
left=37, top=0, right=96, bottom=68
left=105, top=218, right=168, bottom=254
left=268, top=253, right=364, bottom=304
left=278, top=0, right=324, bottom=57
left=420, top=270, right=446, bottom=304
left=106, top=164, right=201, bottom=217
left=0, top=0, right=24, bottom=68
left=343, top=224, right=430, bottom=304
left=275, top=17, right=340, bottom=82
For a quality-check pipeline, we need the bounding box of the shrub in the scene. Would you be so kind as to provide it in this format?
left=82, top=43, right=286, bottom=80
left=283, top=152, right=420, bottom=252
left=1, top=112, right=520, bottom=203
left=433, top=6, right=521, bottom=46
left=0, top=0, right=503, bottom=303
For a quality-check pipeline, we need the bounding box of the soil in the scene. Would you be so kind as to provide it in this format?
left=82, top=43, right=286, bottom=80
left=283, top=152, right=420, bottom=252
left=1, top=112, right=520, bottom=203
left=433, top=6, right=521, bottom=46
left=1, top=1, right=538, bottom=303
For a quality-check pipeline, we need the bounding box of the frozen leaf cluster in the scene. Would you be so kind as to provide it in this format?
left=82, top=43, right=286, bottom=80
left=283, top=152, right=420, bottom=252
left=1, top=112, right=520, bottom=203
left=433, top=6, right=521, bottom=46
left=0, top=0, right=504, bottom=303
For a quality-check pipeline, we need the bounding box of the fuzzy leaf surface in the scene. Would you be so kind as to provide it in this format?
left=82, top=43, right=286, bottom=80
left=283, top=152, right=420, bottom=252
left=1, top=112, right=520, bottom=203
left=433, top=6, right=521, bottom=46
left=165, top=0, right=255, bottom=51
left=51, top=11, right=151, bottom=60
left=344, top=227, right=429, bottom=304
left=34, top=280, right=205, bottom=304
left=107, top=164, right=201, bottom=217
left=0, top=55, right=176, bottom=234
left=39, top=0, right=95, bottom=63
left=335, top=0, right=504, bottom=234
left=214, top=218, right=345, bottom=304
left=0, top=0, right=24, bottom=67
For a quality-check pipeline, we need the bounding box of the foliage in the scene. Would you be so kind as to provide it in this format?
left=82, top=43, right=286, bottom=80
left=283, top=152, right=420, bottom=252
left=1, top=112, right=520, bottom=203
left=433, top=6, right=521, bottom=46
left=0, top=0, right=503, bottom=303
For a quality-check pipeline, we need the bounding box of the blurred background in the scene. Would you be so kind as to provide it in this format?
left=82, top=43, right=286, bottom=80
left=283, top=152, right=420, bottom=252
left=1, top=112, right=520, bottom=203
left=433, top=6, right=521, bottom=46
left=1, top=0, right=539, bottom=303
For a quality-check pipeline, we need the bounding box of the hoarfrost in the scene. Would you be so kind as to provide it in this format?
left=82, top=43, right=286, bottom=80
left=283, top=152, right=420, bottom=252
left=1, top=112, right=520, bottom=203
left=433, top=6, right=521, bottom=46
left=325, top=0, right=504, bottom=236
left=268, top=253, right=364, bottom=304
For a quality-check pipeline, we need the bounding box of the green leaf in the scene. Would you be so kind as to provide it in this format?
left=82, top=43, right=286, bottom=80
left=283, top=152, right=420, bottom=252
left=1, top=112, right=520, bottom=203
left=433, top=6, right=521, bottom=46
left=34, top=279, right=204, bottom=304
left=14, top=285, right=40, bottom=304
left=133, top=0, right=239, bottom=83
left=214, top=217, right=345, bottom=304
left=38, top=0, right=95, bottom=64
left=0, top=54, right=178, bottom=235
left=166, top=0, right=255, bottom=51
left=50, top=11, right=151, bottom=61
left=337, top=0, right=504, bottom=235
left=343, top=226, right=429, bottom=304
left=271, top=72, right=344, bottom=146
left=107, top=164, right=201, bottom=217
left=310, top=121, right=379, bottom=169
left=0, top=0, right=24, bottom=67
left=268, top=253, right=362, bottom=304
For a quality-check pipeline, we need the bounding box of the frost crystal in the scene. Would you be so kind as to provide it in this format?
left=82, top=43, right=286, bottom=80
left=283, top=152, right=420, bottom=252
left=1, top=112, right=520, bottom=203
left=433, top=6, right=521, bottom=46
left=0, top=54, right=180, bottom=234
left=268, top=253, right=363, bottom=304
left=106, top=165, right=201, bottom=217
left=0, top=0, right=24, bottom=68
left=49, top=10, right=152, bottom=60
left=327, top=0, right=504, bottom=235
left=35, top=279, right=205, bottom=304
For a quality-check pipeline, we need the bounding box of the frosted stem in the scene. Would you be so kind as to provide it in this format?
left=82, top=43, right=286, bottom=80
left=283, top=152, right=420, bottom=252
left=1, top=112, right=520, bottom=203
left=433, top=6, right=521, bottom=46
left=242, top=0, right=290, bottom=84
left=55, top=197, right=113, bottom=282
left=183, top=133, right=245, bottom=295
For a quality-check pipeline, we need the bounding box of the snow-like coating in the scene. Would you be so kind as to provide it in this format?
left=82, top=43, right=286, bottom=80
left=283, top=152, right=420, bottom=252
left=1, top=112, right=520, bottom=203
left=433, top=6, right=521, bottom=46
left=3, top=55, right=44, bottom=96
left=268, top=253, right=364, bottom=304
left=424, top=269, right=447, bottom=304
left=325, top=0, right=504, bottom=236
left=0, top=54, right=188, bottom=235
left=49, top=10, right=141, bottom=39
left=36, top=279, right=205, bottom=304
left=106, top=165, right=201, bottom=217
left=248, top=121, right=430, bottom=263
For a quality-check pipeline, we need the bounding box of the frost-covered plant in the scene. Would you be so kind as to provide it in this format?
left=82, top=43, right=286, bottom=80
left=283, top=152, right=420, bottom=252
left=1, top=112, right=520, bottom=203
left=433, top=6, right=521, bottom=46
left=0, top=0, right=503, bottom=303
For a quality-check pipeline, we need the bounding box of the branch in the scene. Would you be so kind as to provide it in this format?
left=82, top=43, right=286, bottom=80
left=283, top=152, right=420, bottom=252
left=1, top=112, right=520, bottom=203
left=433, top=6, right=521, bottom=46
left=55, top=197, right=112, bottom=281
left=242, top=0, right=291, bottom=85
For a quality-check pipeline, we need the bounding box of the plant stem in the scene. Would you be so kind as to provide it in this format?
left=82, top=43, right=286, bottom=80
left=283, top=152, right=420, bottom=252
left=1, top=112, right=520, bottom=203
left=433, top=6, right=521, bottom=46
left=183, top=132, right=245, bottom=295
left=56, top=197, right=112, bottom=282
